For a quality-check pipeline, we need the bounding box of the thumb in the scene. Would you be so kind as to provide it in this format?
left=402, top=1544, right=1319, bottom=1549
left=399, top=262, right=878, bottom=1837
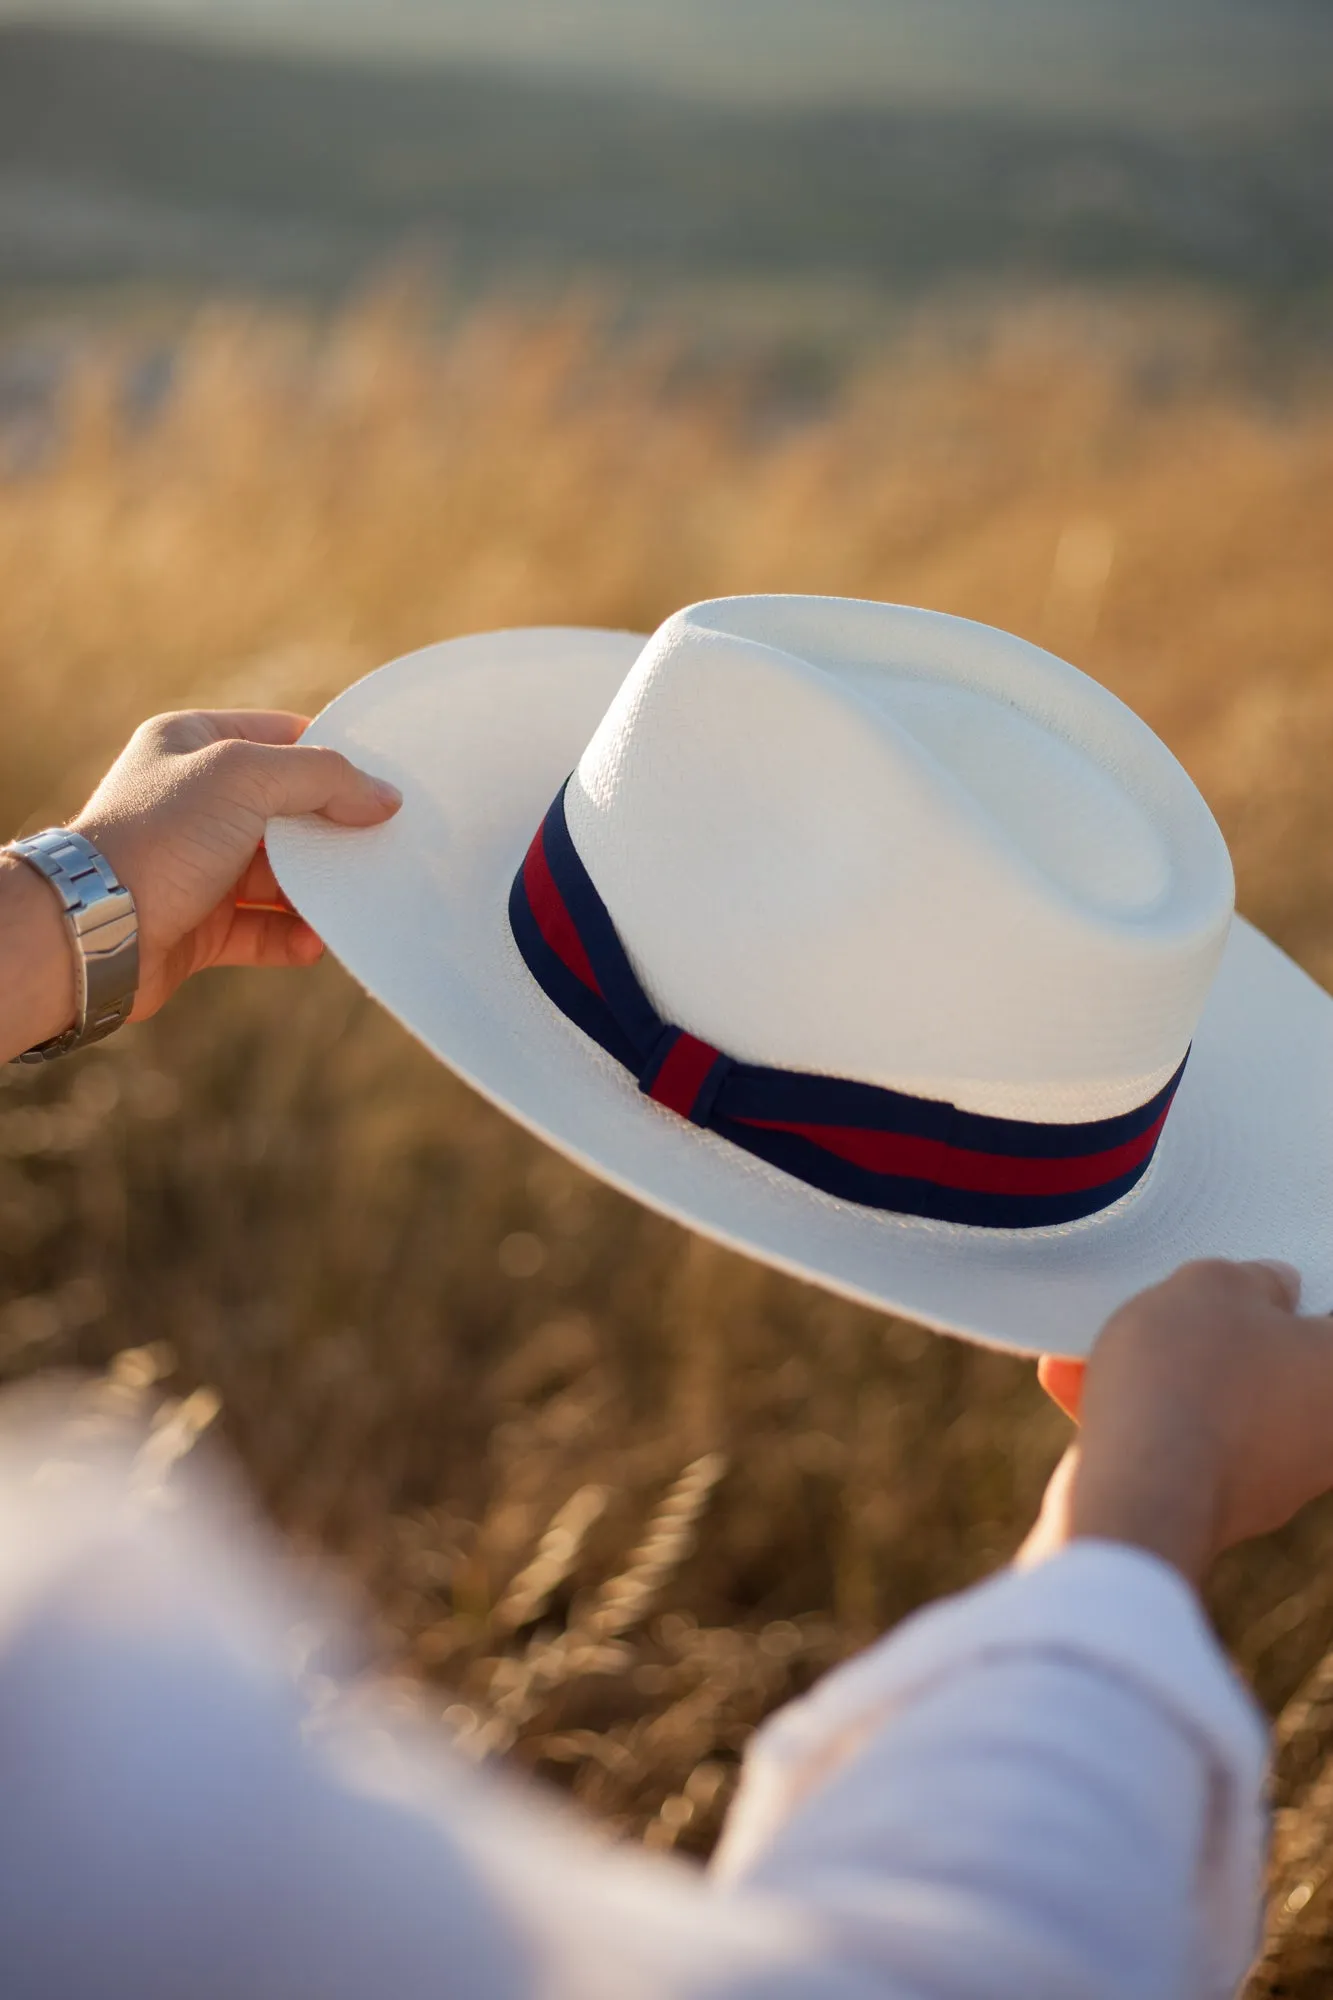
left=1037, top=1354, right=1086, bottom=1422
left=250, top=743, right=402, bottom=827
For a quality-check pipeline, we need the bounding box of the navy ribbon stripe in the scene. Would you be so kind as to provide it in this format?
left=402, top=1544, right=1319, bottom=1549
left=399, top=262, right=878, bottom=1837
left=509, top=780, right=1187, bottom=1229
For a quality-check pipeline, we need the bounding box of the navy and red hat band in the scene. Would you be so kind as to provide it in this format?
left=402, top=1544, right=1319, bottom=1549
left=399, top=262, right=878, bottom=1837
left=508, top=780, right=1187, bottom=1230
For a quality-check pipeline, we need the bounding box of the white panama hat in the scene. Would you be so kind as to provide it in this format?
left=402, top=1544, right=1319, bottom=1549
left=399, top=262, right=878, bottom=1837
left=268, top=595, right=1333, bottom=1360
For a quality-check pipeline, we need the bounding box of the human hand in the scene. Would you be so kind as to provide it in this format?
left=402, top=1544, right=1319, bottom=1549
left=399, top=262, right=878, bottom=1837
left=1, top=710, right=399, bottom=1056
left=75, top=710, right=401, bottom=1020
left=1020, top=1259, right=1333, bottom=1585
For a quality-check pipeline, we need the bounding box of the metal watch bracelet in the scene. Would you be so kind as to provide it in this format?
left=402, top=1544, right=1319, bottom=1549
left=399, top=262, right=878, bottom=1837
left=6, top=828, right=140, bottom=1063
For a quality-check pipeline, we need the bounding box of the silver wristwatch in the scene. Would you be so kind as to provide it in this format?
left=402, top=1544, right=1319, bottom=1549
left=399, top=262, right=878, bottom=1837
left=6, top=828, right=139, bottom=1063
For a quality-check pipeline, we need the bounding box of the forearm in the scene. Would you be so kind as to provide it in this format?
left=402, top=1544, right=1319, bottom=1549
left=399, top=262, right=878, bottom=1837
left=0, top=853, right=75, bottom=1064
left=716, top=1545, right=1269, bottom=2000
left=729, top=1669, right=1215, bottom=1995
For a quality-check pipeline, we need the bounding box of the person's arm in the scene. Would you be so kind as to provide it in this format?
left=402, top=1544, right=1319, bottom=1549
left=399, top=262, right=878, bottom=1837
left=0, top=710, right=400, bottom=1064
left=714, top=1542, right=1264, bottom=1999
left=0, top=1259, right=1321, bottom=2000
left=716, top=1259, right=1322, bottom=1999
left=0, top=847, right=76, bottom=1059
left=0, top=1411, right=1264, bottom=2000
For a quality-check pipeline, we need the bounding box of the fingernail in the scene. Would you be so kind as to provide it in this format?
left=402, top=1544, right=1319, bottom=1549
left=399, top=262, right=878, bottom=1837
left=373, top=777, right=403, bottom=809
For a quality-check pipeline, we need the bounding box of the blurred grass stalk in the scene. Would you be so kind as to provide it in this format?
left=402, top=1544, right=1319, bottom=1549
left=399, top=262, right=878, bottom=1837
left=0, top=277, right=1332, bottom=1992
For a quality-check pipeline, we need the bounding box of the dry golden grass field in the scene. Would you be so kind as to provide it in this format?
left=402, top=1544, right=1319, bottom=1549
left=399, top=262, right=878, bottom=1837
left=1, top=283, right=1332, bottom=1992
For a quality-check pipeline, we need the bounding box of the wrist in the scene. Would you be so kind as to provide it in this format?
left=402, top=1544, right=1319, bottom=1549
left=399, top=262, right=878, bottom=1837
left=0, top=850, right=77, bottom=1061
left=1067, top=1458, right=1217, bottom=1585
left=1018, top=1436, right=1221, bottom=1586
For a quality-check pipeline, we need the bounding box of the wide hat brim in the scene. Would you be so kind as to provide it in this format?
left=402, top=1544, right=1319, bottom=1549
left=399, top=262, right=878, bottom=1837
left=268, top=627, right=1333, bottom=1359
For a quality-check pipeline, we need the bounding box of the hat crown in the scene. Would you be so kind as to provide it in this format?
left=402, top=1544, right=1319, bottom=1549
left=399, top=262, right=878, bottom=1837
left=566, top=596, right=1233, bottom=1123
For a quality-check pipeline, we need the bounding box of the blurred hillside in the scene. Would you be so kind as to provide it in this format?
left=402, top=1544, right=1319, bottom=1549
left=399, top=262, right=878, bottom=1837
left=12, top=0, right=1333, bottom=124
left=1, top=23, right=1331, bottom=303
left=1, top=285, right=1332, bottom=1991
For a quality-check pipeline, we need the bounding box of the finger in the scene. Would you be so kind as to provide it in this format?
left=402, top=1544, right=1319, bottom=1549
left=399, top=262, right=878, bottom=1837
left=247, top=743, right=402, bottom=826
left=210, top=909, right=324, bottom=970
left=233, top=845, right=293, bottom=913
left=198, top=710, right=314, bottom=747
left=1037, top=1355, right=1086, bottom=1421
left=1238, top=1259, right=1303, bottom=1311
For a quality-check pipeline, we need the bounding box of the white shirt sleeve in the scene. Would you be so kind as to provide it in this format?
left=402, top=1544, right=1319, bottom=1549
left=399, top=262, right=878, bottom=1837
left=714, top=1542, right=1270, bottom=2000
left=0, top=1418, right=1269, bottom=2000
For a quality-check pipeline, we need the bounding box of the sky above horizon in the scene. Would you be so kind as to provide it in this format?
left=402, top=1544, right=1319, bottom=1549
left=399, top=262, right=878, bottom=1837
left=3, top=0, right=1332, bottom=125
